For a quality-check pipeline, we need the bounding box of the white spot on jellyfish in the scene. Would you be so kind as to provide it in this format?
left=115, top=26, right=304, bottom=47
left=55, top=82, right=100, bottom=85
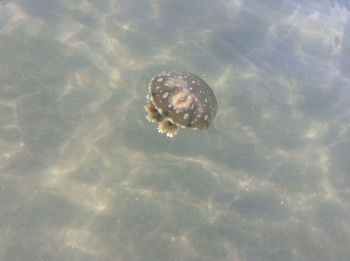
left=157, top=108, right=163, bottom=114
left=156, top=86, right=160, bottom=90
left=162, top=92, right=169, bottom=98
left=176, top=109, right=180, bottom=114
left=183, top=113, right=189, bottom=120
left=205, top=98, right=208, bottom=103
left=204, top=114, right=209, bottom=121
left=157, top=77, right=163, bottom=82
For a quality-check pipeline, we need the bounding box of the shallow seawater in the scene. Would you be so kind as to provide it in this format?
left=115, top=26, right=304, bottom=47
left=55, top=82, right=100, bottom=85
left=0, top=1, right=350, bottom=260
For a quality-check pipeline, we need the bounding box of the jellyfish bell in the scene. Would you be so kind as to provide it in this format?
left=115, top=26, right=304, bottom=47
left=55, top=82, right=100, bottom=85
left=145, top=70, right=217, bottom=137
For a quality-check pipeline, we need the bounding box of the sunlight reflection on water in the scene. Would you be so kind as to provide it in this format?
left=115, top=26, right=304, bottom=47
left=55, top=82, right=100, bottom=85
left=0, top=0, right=349, bottom=260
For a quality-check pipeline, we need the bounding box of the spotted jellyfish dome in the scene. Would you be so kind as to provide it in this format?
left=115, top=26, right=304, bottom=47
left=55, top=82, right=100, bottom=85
left=145, top=70, right=217, bottom=137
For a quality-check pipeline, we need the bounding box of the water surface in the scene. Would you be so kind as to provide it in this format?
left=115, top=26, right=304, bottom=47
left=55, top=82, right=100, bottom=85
left=0, top=0, right=349, bottom=260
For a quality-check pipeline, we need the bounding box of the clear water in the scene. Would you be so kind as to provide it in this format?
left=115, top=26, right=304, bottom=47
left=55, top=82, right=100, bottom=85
left=0, top=1, right=349, bottom=260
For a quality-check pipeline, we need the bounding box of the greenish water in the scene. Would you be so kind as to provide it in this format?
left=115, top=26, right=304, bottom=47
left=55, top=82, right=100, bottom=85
left=0, top=1, right=349, bottom=260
